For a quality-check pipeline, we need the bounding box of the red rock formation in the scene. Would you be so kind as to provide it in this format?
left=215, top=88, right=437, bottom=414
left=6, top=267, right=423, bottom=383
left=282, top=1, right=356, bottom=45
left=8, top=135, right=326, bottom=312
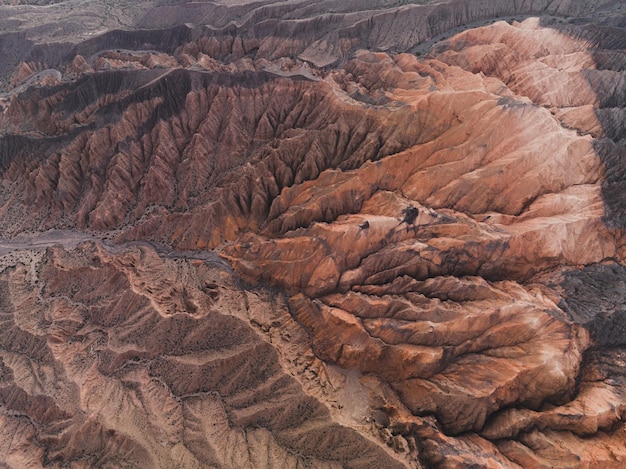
left=216, top=15, right=626, bottom=467
left=8, top=61, right=38, bottom=89
left=1, top=1, right=626, bottom=467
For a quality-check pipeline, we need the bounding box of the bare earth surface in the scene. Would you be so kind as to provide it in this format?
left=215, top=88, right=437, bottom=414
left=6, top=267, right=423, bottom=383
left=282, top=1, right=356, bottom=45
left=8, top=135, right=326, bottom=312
left=1, top=0, right=626, bottom=467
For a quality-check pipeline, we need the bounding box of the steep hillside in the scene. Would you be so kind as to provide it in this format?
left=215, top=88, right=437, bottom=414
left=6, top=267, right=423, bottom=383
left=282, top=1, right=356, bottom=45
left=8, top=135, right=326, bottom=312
left=1, top=1, right=626, bottom=467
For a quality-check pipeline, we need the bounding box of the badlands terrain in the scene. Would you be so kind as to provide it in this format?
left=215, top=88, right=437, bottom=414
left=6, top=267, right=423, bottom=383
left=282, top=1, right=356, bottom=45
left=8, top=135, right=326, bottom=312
left=1, top=0, right=626, bottom=467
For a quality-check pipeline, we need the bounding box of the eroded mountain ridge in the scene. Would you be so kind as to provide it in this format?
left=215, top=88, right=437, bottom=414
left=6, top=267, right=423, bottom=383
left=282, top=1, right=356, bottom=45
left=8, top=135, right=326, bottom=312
left=1, top=0, right=626, bottom=467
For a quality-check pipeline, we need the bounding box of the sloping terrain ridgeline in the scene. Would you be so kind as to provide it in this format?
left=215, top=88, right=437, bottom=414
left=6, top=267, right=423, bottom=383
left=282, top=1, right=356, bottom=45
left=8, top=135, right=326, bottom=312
left=0, top=0, right=626, bottom=467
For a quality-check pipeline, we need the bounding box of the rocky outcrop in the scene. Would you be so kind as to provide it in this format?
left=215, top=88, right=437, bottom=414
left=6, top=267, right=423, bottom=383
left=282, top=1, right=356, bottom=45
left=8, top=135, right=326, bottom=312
left=1, top=0, right=619, bottom=82
left=217, top=15, right=626, bottom=467
left=0, top=242, right=411, bottom=468
left=1, top=1, right=626, bottom=467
